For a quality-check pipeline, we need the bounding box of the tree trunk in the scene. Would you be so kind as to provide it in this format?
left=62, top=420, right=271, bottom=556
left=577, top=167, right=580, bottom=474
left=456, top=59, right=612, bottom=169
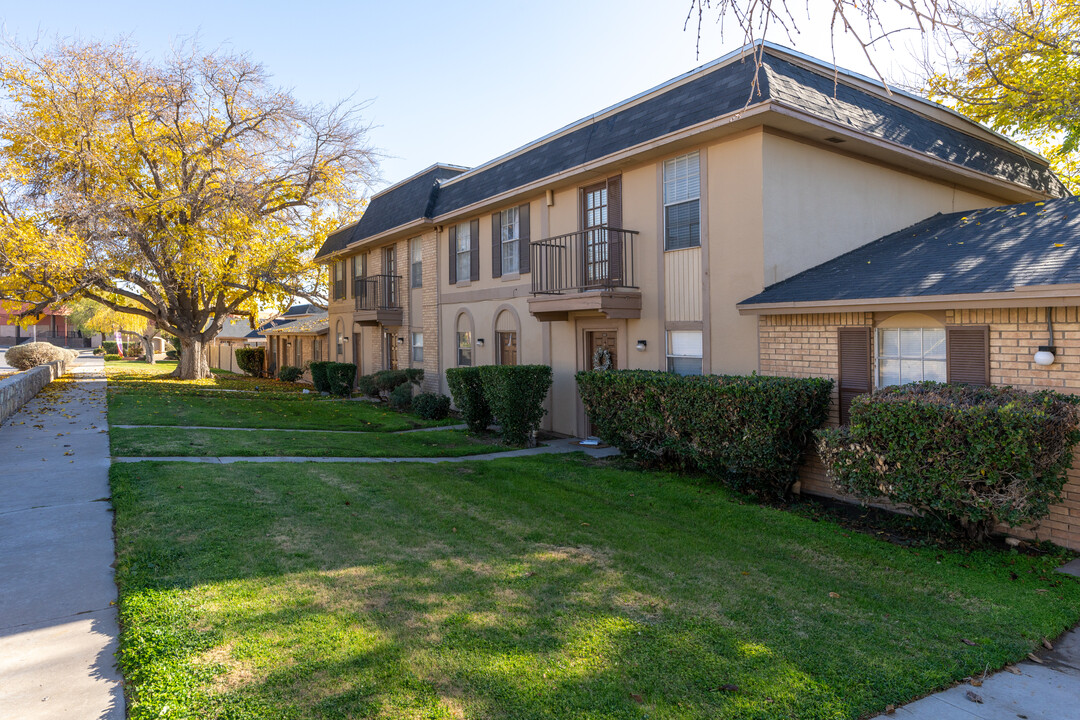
left=173, top=336, right=212, bottom=379
left=140, top=334, right=156, bottom=364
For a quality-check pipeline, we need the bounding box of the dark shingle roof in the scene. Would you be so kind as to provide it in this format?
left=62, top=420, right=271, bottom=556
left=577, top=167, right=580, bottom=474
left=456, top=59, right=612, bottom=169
left=739, top=197, right=1080, bottom=307
left=315, top=165, right=465, bottom=260
left=316, top=44, right=1065, bottom=260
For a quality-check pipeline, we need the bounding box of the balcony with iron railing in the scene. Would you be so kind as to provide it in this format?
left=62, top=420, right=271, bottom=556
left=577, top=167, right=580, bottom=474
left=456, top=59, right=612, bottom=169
left=353, top=274, right=403, bottom=327
left=527, top=227, right=642, bottom=321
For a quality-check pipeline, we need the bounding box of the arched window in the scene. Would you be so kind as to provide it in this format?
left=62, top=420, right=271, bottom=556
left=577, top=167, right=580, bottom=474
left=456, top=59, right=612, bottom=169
left=455, top=312, right=473, bottom=367
left=495, top=309, right=518, bottom=366
left=335, top=320, right=344, bottom=360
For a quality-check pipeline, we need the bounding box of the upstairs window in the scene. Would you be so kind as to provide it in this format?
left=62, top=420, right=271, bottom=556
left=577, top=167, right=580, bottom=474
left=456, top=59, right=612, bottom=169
left=456, top=222, right=472, bottom=283
left=501, top=207, right=519, bottom=275
left=411, top=332, right=423, bottom=363
left=332, top=261, right=346, bottom=300
left=664, top=152, right=700, bottom=250
left=409, top=237, right=423, bottom=288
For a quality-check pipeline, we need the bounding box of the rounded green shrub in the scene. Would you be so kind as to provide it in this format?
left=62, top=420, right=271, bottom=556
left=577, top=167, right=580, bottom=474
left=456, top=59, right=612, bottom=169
left=234, top=347, right=265, bottom=377
left=404, top=368, right=424, bottom=386
left=817, top=382, right=1080, bottom=541
left=277, top=365, right=303, bottom=382
left=412, top=392, right=451, bottom=420
left=325, top=362, right=356, bottom=397
left=446, top=367, right=492, bottom=433
left=479, top=365, right=553, bottom=446
left=309, top=361, right=331, bottom=392
left=355, top=374, right=380, bottom=398
left=103, top=353, right=123, bottom=362
left=5, top=342, right=78, bottom=369
left=372, top=369, right=409, bottom=393
left=577, top=370, right=834, bottom=498
left=389, top=382, right=413, bottom=411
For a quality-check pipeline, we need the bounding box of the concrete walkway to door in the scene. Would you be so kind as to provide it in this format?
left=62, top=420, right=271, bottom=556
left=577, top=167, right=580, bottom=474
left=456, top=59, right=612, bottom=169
left=0, top=355, right=124, bottom=719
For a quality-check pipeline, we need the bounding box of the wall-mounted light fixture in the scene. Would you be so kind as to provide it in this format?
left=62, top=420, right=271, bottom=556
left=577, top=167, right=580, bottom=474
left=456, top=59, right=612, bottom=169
left=635, top=339, right=647, bottom=352
left=1035, top=307, right=1057, bottom=366
left=396, top=336, right=405, bottom=345
left=476, top=338, right=485, bottom=348
left=343, top=336, right=350, bottom=342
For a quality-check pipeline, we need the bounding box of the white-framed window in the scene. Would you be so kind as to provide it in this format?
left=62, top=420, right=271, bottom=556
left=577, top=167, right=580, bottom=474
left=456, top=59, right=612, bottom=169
left=456, top=222, right=471, bottom=282
left=667, top=330, right=703, bottom=376
left=663, top=152, right=701, bottom=251
left=335, top=320, right=344, bottom=359
left=876, top=327, right=946, bottom=387
left=409, top=237, right=422, bottom=288
left=333, top=261, right=346, bottom=300
left=457, top=331, right=472, bottom=367
left=501, top=207, right=519, bottom=275
left=411, top=331, right=423, bottom=363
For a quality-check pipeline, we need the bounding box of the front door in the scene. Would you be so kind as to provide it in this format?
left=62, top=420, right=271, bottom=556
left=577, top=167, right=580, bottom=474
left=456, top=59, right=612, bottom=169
left=583, top=330, right=617, bottom=437
left=383, top=330, right=398, bottom=370
left=582, top=182, right=608, bottom=288
left=498, top=331, right=518, bottom=366
left=353, top=332, right=363, bottom=382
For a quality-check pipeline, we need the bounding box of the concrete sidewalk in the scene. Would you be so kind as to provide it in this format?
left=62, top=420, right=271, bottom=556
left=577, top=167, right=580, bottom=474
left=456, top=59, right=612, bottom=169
left=0, top=356, right=124, bottom=719
left=111, top=436, right=621, bottom=464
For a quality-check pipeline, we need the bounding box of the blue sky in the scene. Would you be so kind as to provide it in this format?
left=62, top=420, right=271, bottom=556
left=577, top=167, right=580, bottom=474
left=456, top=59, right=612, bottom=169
left=1, top=1, right=926, bottom=193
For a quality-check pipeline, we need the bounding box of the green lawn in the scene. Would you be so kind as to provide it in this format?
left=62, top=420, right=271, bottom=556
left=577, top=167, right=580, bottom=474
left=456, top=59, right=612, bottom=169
left=106, top=362, right=311, bottom=394
left=111, top=454, right=1080, bottom=720
left=108, top=392, right=457, bottom=432
left=110, top=427, right=514, bottom=458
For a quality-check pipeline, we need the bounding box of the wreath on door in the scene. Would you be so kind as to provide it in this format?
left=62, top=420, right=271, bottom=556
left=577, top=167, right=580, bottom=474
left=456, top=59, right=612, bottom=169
left=592, top=347, right=613, bottom=371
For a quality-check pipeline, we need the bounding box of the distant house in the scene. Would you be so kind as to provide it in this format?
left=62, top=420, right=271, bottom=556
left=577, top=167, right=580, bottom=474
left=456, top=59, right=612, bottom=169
left=208, top=305, right=323, bottom=374
left=0, top=305, right=85, bottom=348
left=263, top=311, right=329, bottom=380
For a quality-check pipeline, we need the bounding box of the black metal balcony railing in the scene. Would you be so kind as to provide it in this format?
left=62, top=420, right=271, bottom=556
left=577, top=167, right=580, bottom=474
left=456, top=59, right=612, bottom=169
left=354, top=274, right=402, bottom=311
left=530, top=227, right=639, bottom=295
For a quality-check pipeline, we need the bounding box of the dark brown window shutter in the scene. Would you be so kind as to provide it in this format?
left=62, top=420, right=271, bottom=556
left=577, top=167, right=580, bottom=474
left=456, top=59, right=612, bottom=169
left=470, top=218, right=480, bottom=282
left=518, top=203, right=530, bottom=274
left=448, top=225, right=457, bottom=285
left=838, top=327, right=872, bottom=425
left=947, top=326, right=989, bottom=386
left=607, top=176, right=623, bottom=284
left=491, top=212, right=502, bottom=278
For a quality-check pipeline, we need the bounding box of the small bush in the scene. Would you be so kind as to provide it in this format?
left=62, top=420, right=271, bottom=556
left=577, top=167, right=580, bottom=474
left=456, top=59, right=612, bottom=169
left=412, top=392, right=451, bottom=420
left=5, top=342, right=76, bottom=370
left=372, top=369, right=409, bottom=393
left=277, top=365, right=303, bottom=383
left=309, top=361, right=331, bottom=393
left=164, top=350, right=179, bottom=361
left=446, top=367, right=492, bottom=433
left=355, top=374, right=380, bottom=398
left=817, top=382, right=1080, bottom=541
left=577, top=370, right=834, bottom=498
left=389, top=382, right=413, bottom=411
left=404, top=368, right=424, bottom=386
left=104, top=353, right=123, bottom=362
left=93, top=347, right=105, bottom=355
left=325, top=362, right=356, bottom=397
left=234, top=347, right=265, bottom=377
left=102, top=340, right=118, bottom=354
left=479, top=365, right=553, bottom=446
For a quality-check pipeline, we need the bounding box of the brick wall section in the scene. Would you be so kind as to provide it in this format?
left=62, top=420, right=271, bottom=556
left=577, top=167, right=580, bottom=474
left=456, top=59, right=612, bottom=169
left=0, top=359, right=67, bottom=426
left=758, top=307, right=1080, bottom=550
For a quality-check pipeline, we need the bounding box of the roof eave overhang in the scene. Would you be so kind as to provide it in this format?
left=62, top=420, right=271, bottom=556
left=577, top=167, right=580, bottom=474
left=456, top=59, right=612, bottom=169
left=738, top=283, right=1080, bottom=315
left=315, top=217, right=433, bottom=263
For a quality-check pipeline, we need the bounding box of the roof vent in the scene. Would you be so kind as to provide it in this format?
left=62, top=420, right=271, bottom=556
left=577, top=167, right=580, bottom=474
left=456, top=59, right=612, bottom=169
left=825, top=136, right=846, bottom=144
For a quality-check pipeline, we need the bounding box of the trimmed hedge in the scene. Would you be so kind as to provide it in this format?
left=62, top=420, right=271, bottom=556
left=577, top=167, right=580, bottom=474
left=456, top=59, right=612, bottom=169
left=577, top=370, right=834, bottom=497
left=404, top=368, right=424, bottom=386
left=325, top=362, right=356, bottom=397
left=445, top=367, right=492, bottom=433
left=355, top=374, right=380, bottom=398
left=102, top=340, right=118, bottom=354
left=165, top=350, right=179, bottom=361
left=412, top=393, right=451, bottom=420
left=389, top=383, right=413, bottom=411
left=277, top=365, right=303, bottom=383
left=479, top=365, right=553, bottom=446
left=372, top=369, right=409, bottom=393
left=309, top=361, right=331, bottom=393
left=234, top=347, right=265, bottom=377
left=104, top=353, right=123, bottom=362
left=817, top=382, right=1080, bottom=541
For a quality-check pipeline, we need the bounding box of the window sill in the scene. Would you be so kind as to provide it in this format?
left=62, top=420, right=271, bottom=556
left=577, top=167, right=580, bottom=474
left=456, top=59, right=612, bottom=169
left=454, top=280, right=471, bottom=288
left=501, top=272, right=520, bottom=282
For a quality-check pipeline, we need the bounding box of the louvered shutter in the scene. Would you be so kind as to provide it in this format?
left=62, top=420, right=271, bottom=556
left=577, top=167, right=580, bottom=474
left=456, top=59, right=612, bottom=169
left=838, top=327, right=872, bottom=425
left=607, top=176, right=623, bottom=284
left=518, top=203, right=531, bottom=274
left=491, top=212, right=502, bottom=278
left=470, top=219, right=480, bottom=281
left=947, top=326, right=989, bottom=386
left=448, top=225, right=457, bottom=285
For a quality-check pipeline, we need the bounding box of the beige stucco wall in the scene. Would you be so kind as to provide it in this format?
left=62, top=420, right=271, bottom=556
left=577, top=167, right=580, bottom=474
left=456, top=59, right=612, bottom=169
left=761, top=132, right=1003, bottom=286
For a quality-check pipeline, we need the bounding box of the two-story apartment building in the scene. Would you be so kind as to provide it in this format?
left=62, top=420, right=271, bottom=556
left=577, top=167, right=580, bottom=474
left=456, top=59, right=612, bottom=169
left=315, top=42, right=1065, bottom=436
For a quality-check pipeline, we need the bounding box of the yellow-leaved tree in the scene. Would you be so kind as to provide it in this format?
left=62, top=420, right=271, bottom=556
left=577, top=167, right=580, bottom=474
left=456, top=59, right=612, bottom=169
left=69, top=298, right=161, bottom=363
left=0, top=38, right=373, bottom=378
